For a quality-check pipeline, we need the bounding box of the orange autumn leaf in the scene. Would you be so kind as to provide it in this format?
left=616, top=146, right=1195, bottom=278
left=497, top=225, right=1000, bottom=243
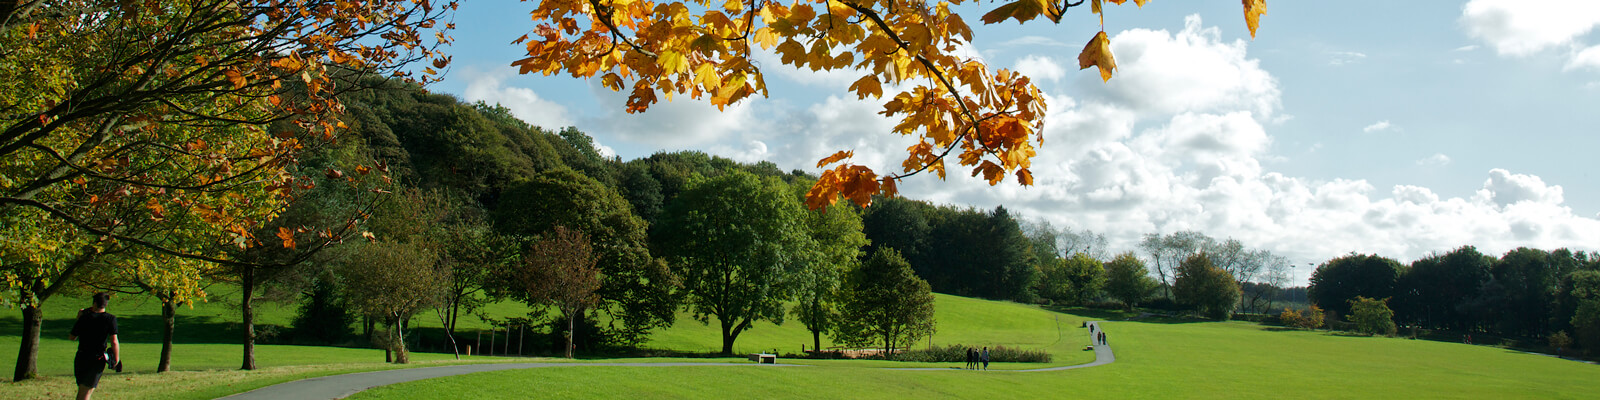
left=277, top=227, right=296, bottom=249
left=1078, top=31, right=1116, bottom=82
left=1243, top=0, right=1267, bottom=38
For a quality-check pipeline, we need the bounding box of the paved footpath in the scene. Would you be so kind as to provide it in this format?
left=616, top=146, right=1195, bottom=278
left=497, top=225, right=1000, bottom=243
left=217, top=362, right=798, bottom=400
left=220, top=322, right=1116, bottom=399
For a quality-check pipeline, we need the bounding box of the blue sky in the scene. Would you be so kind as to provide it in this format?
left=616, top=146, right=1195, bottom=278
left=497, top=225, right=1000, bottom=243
left=427, top=0, right=1600, bottom=283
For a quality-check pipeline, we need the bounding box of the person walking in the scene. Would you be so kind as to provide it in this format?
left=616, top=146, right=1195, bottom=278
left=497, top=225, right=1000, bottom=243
left=69, top=293, right=120, bottom=400
left=965, top=348, right=975, bottom=370
left=980, top=347, right=990, bottom=371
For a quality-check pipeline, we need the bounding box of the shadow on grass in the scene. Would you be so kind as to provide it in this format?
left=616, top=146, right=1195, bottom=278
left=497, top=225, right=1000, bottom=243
left=0, top=313, right=262, bottom=344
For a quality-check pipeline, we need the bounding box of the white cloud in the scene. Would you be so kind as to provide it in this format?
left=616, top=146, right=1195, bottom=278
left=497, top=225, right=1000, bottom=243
left=863, top=15, right=1599, bottom=283
left=1460, top=0, right=1600, bottom=56
left=1454, top=45, right=1481, bottom=52
left=1415, top=153, right=1452, bottom=166
left=1328, top=51, right=1368, bottom=66
left=1013, top=55, right=1066, bottom=83
left=1477, top=168, right=1564, bottom=207
left=1089, top=15, right=1280, bottom=119
left=1566, top=44, right=1600, bottom=71
left=461, top=69, right=574, bottom=129
left=1362, top=120, right=1393, bottom=133
left=582, top=83, right=769, bottom=149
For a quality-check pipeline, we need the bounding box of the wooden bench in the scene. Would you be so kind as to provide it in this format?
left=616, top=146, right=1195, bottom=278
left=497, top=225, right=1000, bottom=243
left=748, top=353, right=777, bottom=364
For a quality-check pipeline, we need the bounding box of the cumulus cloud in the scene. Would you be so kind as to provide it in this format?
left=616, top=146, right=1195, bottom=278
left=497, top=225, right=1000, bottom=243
left=1566, top=45, right=1600, bottom=71
left=462, top=69, right=574, bottom=129
left=818, top=15, right=1600, bottom=282
left=581, top=83, right=769, bottom=149
left=1461, top=0, right=1600, bottom=69
left=1363, top=120, right=1393, bottom=133
left=1415, top=153, right=1452, bottom=166
left=1013, top=55, right=1066, bottom=83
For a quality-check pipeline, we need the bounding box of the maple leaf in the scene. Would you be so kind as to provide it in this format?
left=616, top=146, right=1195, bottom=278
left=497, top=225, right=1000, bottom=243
left=1078, top=31, right=1116, bottom=82
left=277, top=227, right=296, bottom=249
left=1242, top=0, right=1267, bottom=38
left=848, top=75, right=883, bottom=100
left=816, top=150, right=854, bottom=167
left=980, top=0, right=1046, bottom=25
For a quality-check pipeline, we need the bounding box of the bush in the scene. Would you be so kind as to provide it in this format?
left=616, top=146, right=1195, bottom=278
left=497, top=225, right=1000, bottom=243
left=889, top=344, right=1051, bottom=363
left=1279, top=305, right=1325, bottom=330
left=1348, top=296, right=1397, bottom=336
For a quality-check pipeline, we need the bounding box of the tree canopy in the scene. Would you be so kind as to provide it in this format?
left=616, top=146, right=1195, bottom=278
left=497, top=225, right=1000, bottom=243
left=655, top=170, right=810, bottom=354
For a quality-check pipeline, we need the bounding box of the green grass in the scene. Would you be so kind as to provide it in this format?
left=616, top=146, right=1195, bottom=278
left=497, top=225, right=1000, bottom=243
left=644, top=294, right=1096, bottom=368
left=350, top=320, right=1600, bottom=399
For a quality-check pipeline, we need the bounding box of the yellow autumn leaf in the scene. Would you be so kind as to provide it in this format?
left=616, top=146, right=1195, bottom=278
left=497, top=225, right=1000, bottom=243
left=1243, top=0, right=1266, bottom=38
left=1078, top=31, right=1116, bottom=82
left=848, top=75, right=883, bottom=99
left=979, top=0, right=1044, bottom=25
left=659, top=51, right=689, bottom=74
left=816, top=150, right=854, bottom=168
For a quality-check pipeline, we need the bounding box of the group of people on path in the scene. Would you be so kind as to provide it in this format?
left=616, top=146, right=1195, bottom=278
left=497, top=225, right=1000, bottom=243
left=1089, top=322, right=1108, bottom=346
left=965, top=347, right=989, bottom=370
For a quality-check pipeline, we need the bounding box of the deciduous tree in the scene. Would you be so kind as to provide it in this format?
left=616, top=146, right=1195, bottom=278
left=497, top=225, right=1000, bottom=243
left=1103, top=252, right=1154, bottom=311
left=1174, top=253, right=1239, bottom=320
left=655, top=171, right=808, bottom=355
left=790, top=190, right=867, bottom=353
left=513, top=226, right=603, bottom=358
left=2, top=0, right=456, bottom=379
left=834, top=248, right=935, bottom=354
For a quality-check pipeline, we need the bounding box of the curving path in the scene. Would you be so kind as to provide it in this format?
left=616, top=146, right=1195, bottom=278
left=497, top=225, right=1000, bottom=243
left=217, top=362, right=799, bottom=400
left=217, top=323, right=1116, bottom=399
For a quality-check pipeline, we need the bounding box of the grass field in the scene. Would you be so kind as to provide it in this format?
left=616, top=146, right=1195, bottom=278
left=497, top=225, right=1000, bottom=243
left=10, top=290, right=1600, bottom=399
left=350, top=319, right=1600, bottom=399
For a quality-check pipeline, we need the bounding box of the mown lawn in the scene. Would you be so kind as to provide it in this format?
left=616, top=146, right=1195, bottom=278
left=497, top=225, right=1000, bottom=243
left=348, top=320, right=1600, bottom=399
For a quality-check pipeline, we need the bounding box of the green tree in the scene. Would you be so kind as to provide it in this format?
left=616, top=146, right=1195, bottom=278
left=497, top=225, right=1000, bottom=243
left=1103, top=252, right=1155, bottom=311
left=337, top=240, right=448, bottom=364
left=1062, top=253, right=1107, bottom=305
left=1308, top=253, right=1404, bottom=319
left=655, top=171, right=809, bottom=355
left=494, top=168, right=677, bottom=345
left=1348, top=296, right=1397, bottom=336
left=1174, top=253, right=1241, bottom=320
left=834, top=248, right=936, bottom=354
left=1138, top=231, right=1212, bottom=298
left=1564, top=269, right=1600, bottom=355
left=791, top=193, right=868, bottom=353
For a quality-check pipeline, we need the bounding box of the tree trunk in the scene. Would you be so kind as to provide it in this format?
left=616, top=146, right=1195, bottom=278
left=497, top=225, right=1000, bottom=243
left=12, top=305, right=42, bottom=382
left=565, top=314, right=575, bottom=358
left=240, top=268, right=258, bottom=370
left=720, top=320, right=735, bottom=355
left=392, top=315, right=409, bottom=364
left=159, top=299, right=176, bottom=372
left=811, top=329, right=822, bottom=355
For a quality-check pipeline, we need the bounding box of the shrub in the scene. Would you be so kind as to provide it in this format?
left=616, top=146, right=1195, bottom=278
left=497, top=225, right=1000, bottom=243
left=1348, top=296, right=1397, bottom=336
left=889, top=344, right=1051, bottom=363
left=1280, top=305, right=1325, bottom=330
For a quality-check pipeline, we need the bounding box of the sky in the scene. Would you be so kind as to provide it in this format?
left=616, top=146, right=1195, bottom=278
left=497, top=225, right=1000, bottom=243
left=426, top=0, right=1600, bottom=284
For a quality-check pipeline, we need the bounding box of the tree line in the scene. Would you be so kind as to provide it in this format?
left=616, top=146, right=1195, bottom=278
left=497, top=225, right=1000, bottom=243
left=1306, top=247, right=1600, bottom=355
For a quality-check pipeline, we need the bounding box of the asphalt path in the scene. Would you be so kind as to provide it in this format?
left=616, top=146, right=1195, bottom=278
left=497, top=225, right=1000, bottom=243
left=218, top=322, right=1116, bottom=399
left=216, top=362, right=799, bottom=400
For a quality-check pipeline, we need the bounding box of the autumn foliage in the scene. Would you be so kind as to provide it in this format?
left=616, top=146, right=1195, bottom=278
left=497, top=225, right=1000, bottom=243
left=510, top=0, right=1265, bottom=208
